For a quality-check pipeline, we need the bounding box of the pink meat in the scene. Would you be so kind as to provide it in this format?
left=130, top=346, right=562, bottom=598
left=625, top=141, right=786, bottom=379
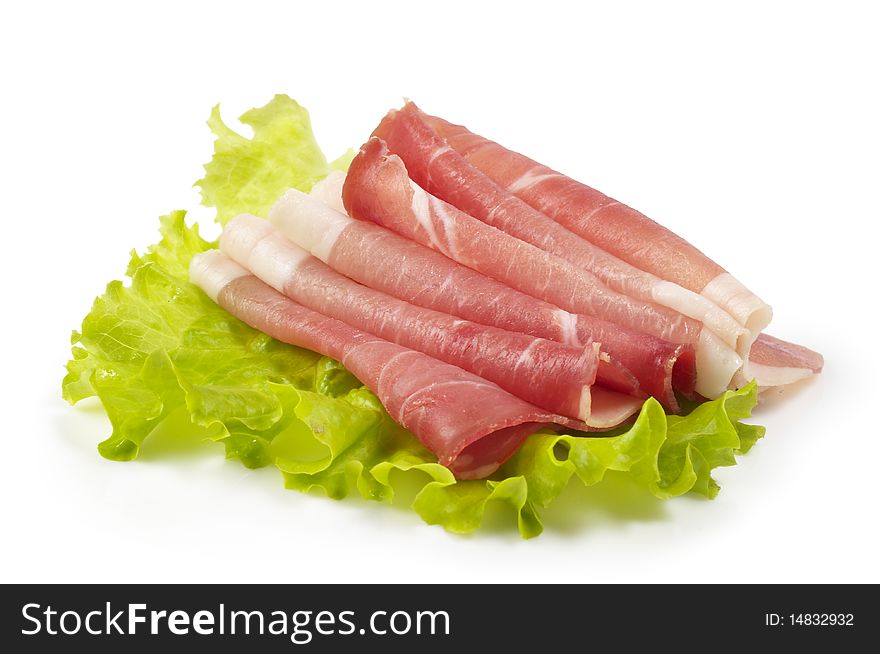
left=343, top=137, right=702, bottom=350
left=373, top=107, right=673, bottom=307
left=219, top=215, right=604, bottom=422
left=750, top=334, right=824, bottom=372
left=416, top=107, right=724, bottom=293
left=325, top=221, right=650, bottom=399
left=191, top=252, right=586, bottom=479
left=275, top=197, right=696, bottom=411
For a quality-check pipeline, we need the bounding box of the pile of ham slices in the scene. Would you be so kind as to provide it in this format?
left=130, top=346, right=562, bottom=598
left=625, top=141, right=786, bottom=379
left=189, top=102, right=823, bottom=480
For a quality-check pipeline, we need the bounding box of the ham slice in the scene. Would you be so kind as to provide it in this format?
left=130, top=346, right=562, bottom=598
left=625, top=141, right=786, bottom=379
left=374, top=105, right=747, bottom=352
left=414, top=106, right=773, bottom=350
left=746, top=333, right=824, bottom=388
left=342, top=137, right=741, bottom=399
left=219, top=214, right=643, bottom=426
left=189, top=250, right=587, bottom=479
left=269, top=188, right=698, bottom=412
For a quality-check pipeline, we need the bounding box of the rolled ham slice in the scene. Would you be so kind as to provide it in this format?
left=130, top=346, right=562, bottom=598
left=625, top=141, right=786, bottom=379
left=414, top=106, right=773, bottom=351
left=219, top=214, right=642, bottom=426
left=190, top=250, right=587, bottom=479
left=374, top=105, right=747, bottom=352
left=342, top=137, right=740, bottom=399
left=269, top=187, right=698, bottom=412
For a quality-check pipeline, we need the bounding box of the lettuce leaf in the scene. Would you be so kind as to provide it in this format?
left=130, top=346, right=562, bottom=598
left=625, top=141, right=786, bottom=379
left=197, top=94, right=347, bottom=226
left=64, top=213, right=319, bottom=466
left=63, top=95, right=766, bottom=538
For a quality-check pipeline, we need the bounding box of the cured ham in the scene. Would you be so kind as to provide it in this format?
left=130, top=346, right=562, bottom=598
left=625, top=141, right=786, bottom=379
left=269, top=188, right=698, bottom=412
left=413, top=105, right=773, bottom=350
left=219, top=214, right=643, bottom=426
left=189, top=250, right=586, bottom=479
left=309, top=170, right=347, bottom=215
left=373, top=105, right=747, bottom=351
left=342, top=137, right=741, bottom=399
left=747, top=333, right=824, bottom=388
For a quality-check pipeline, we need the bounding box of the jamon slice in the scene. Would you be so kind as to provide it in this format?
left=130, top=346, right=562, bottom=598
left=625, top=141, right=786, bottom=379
left=414, top=105, right=773, bottom=348
left=219, top=214, right=642, bottom=425
left=270, top=188, right=698, bottom=412
left=190, top=250, right=587, bottom=479
left=746, top=333, right=824, bottom=388
left=342, top=137, right=740, bottom=398
left=374, top=105, right=747, bottom=351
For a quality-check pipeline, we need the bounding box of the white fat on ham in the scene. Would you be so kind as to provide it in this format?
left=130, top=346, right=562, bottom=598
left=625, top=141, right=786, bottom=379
left=553, top=308, right=580, bottom=347
left=651, top=281, right=748, bottom=351
left=745, top=362, right=815, bottom=389
left=507, top=170, right=564, bottom=194
left=189, top=250, right=249, bottom=301
left=588, top=388, right=646, bottom=429
left=309, top=170, right=348, bottom=214
left=269, top=189, right=351, bottom=261
left=702, top=272, right=773, bottom=354
left=220, top=215, right=310, bottom=292
left=409, top=181, right=446, bottom=252
left=696, top=329, right=744, bottom=398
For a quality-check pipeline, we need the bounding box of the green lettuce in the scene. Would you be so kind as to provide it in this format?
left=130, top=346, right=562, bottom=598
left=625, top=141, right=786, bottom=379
left=63, top=95, right=766, bottom=538
left=197, top=94, right=353, bottom=226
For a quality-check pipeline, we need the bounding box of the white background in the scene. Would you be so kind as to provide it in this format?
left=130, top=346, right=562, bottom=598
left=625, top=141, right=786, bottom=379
left=2, top=1, right=878, bottom=584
